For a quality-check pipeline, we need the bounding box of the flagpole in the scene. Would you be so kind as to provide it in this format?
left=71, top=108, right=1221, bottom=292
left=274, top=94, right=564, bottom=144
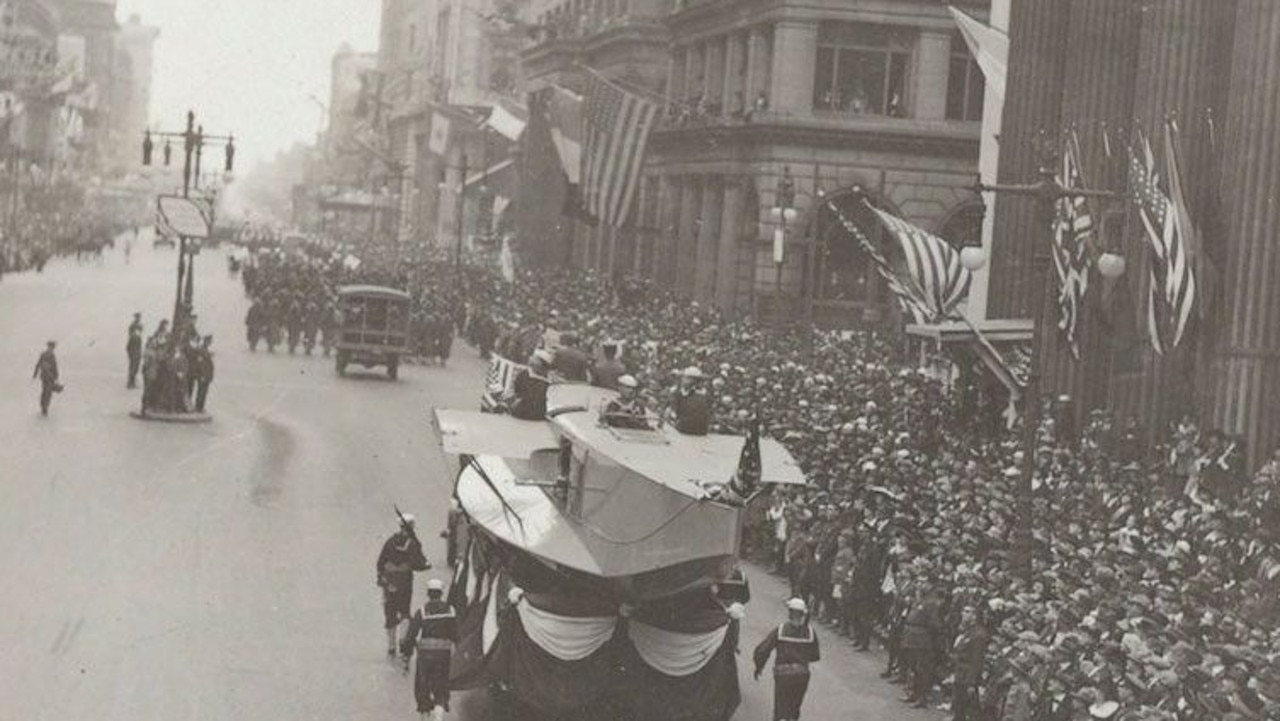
left=975, top=133, right=1122, bottom=581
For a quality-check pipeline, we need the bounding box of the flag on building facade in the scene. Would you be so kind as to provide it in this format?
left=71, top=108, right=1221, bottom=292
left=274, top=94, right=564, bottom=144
left=1051, top=132, right=1096, bottom=358
left=948, top=5, right=1008, bottom=104
left=827, top=199, right=935, bottom=323
left=867, top=205, right=973, bottom=323
left=1128, top=126, right=1197, bottom=354
left=581, top=74, right=657, bottom=228
left=546, top=84, right=582, bottom=184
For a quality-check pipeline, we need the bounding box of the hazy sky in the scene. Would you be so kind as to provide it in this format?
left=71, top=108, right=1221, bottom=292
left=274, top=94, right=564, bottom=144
left=115, top=0, right=380, bottom=171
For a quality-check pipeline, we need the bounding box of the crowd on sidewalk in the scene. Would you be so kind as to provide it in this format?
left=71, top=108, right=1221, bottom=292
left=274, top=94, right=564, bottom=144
left=236, top=237, right=1280, bottom=721
left=0, top=185, right=135, bottom=280
left=445, top=263, right=1279, bottom=721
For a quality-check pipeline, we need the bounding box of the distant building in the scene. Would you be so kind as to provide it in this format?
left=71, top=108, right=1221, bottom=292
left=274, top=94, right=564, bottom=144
left=110, top=14, right=158, bottom=170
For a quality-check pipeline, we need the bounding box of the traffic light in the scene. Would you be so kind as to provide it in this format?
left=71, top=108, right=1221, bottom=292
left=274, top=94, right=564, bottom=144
left=142, top=130, right=153, bottom=165
left=225, top=136, right=235, bottom=172
left=163, top=140, right=172, bottom=166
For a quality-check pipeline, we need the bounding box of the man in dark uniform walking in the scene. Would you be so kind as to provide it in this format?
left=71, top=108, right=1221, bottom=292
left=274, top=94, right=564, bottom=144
left=33, top=340, right=60, bottom=416
left=400, top=578, right=458, bottom=720
left=126, top=313, right=143, bottom=388
left=376, top=513, right=429, bottom=660
left=753, top=597, right=821, bottom=721
left=192, top=335, right=214, bottom=413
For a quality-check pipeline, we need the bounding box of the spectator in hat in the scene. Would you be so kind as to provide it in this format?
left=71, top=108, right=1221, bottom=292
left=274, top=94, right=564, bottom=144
left=671, top=365, right=711, bottom=436
left=590, top=339, right=625, bottom=390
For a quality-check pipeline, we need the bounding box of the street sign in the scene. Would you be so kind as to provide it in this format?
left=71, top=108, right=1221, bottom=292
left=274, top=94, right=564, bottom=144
left=157, top=195, right=211, bottom=238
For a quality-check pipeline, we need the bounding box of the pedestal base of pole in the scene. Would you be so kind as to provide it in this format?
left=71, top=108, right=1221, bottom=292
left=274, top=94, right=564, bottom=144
left=129, top=409, right=213, bottom=424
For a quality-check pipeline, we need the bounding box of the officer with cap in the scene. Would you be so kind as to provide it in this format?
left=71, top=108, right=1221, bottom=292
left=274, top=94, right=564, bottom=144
left=401, top=578, right=458, bottom=720
left=672, top=366, right=712, bottom=436
left=376, top=513, right=429, bottom=660
left=753, top=597, right=821, bottom=721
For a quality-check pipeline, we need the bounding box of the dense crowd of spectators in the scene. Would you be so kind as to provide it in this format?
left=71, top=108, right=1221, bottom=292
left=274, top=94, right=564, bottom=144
left=233, top=238, right=1280, bottom=720
left=445, top=263, right=1279, bottom=721
left=0, top=184, right=135, bottom=280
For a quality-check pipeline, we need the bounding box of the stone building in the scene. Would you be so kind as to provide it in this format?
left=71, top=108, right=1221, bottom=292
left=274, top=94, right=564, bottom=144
left=515, top=0, right=988, bottom=324
left=984, top=0, right=1280, bottom=467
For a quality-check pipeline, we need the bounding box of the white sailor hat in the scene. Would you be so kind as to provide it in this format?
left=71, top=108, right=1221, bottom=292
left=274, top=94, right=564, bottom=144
left=785, top=597, right=807, bottom=613
left=400, top=513, right=416, bottom=526
left=618, top=374, right=638, bottom=389
left=426, top=578, right=445, bottom=592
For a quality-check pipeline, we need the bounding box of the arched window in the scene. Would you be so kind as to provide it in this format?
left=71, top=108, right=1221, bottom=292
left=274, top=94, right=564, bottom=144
left=935, top=202, right=983, bottom=250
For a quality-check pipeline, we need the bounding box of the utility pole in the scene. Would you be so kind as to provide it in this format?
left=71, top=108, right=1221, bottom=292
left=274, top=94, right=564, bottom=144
left=975, top=135, right=1122, bottom=580
left=454, top=153, right=468, bottom=277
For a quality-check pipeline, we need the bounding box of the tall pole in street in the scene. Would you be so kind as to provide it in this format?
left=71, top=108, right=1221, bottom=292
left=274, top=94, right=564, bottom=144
left=975, top=137, right=1122, bottom=579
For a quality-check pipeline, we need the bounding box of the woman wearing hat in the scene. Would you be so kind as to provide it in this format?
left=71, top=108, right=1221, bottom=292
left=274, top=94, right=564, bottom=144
left=753, top=598, right=821, bottom=721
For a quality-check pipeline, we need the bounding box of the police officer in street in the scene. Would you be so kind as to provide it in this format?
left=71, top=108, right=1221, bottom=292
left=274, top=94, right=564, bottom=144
left=753, top=597, right=821, bottom=721
left=376, top=513, right=430, bottom=659
left=33, top=340, right=61, bottom=416
left=191, top=335, right=214, bottom=413
left=400, top=578, right=458, bottom=720
left=126, top=312, right=143, bottom=388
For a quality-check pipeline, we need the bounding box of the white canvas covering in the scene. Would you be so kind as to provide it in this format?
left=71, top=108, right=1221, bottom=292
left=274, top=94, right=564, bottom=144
left=628, top=620, right=728, bottom=677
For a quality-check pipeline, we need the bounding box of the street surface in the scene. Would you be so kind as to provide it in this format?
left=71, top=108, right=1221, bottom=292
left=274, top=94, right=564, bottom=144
left=0, top=237, right=938, bottom=721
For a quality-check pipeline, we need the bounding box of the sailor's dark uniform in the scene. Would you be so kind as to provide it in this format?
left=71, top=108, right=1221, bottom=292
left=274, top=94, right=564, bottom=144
left=753, top=621, right=821, bottom=720
left=401, top=598, right=459, bottom=714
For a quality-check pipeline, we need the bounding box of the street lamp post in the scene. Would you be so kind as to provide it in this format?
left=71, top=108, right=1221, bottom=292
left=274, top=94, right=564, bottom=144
left=971, top=135, right=1124, bottom=580
left=142, top=110, right=235, bottom=334
left=770, top=166, right=797, bottom=326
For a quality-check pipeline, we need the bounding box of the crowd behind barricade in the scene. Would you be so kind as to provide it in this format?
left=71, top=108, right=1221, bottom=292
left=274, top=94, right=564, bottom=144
left=443, top=264, right=1279, bottom=721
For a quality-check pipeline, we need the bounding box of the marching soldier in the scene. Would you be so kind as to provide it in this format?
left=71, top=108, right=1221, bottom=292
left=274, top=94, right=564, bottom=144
left=753, top=597, right=821, bottom=721
left=376, top=514, right=429, bottom=660
left=400, top=578, right=458, bottom=720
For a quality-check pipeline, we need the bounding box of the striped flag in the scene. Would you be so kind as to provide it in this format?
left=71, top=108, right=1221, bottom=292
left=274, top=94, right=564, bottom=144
left=826, top=200, right=934, bottom=323
left=1051, top=132, right=1096, bottom=358
left=868, top=205, right=973, bottom=322
left=1129, top=126, right=1197, bottom=354
left=581, top=74, right=657, bottom=228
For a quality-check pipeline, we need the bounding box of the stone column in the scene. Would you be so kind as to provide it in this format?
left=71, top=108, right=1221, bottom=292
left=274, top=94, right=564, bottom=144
left=696, top=177, right=722, bottom=302
left=668, top=46, right=687, bottom=104
left=914, top=31, right=951, bottom=120
left=676, top=176, right=701, bottom=297
left=722, top=32, right=744, bottom=113
left=657, top=175, right=680, bottom=288
left=745, top=25, right=772, bottom=105
left=986, top=0, right=1071, bottom=318
left=716, top=178, right=746, bottom=311
left=1039, top=0, right=1141, bottom=420
left=770, top=21, right=816, bottom=113
left=1120, top=0, right=1235, bottom=441
left=685, top=44, right=704, bottom=102
left=704, top=36, right=725, bottom=112
left=1212, top=0, right=1280, bottom=467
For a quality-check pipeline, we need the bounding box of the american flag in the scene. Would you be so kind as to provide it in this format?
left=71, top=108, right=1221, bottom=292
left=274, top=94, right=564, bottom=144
left=1129, top=126, right=1197, bottom=354
left=1051, top=132, right=1096, bottom=358
left=868, top=206, right=973, bottom=322
left=826, top=200, right=935, bottom=323
left=581, top=74, right=657, bottom=228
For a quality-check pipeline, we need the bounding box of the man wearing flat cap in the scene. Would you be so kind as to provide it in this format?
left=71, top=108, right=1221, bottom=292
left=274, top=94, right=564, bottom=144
left=754, top=597, right=821, bottom=721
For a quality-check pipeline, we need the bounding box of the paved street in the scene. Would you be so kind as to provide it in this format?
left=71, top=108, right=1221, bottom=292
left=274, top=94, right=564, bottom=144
left=0, top=238, right=938, bottom=721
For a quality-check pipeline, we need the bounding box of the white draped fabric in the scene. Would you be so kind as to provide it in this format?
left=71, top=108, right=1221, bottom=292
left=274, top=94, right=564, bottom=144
left=516, top=600, right=617, bottom=661
left=627, top=621, right=728, bottom=677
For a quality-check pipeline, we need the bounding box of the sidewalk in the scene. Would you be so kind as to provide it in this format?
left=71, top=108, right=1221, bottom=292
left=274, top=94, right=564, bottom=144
left=736, top=560, right=945, bottom=721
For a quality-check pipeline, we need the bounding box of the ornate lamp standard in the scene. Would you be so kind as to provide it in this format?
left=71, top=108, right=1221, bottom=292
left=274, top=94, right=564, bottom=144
left=142, top=110, right=235, bottom=333
left=965, top=134, right=1125, bottom=579
left=769, top=166, right=798, bottom=326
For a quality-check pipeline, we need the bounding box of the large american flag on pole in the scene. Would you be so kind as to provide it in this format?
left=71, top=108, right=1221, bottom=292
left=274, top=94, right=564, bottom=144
left=1129, top=126, right=1197, bottom=354
left=581, top=73, right=657, bottom=228
left=1051, top=132, right=1096, bottom=358
left=868, top=205, right=973, bottom=322
left=826, top=197, right=972, bottom=323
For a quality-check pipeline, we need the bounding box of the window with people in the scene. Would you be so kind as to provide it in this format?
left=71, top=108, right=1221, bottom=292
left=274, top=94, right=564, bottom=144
left=813, top=22, right=911, bottom=118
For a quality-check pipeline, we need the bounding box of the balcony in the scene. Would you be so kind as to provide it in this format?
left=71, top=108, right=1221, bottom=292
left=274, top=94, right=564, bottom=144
left=521, top=15, right=669, bottom=83
left=651, top=100, right=980, bottom=158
